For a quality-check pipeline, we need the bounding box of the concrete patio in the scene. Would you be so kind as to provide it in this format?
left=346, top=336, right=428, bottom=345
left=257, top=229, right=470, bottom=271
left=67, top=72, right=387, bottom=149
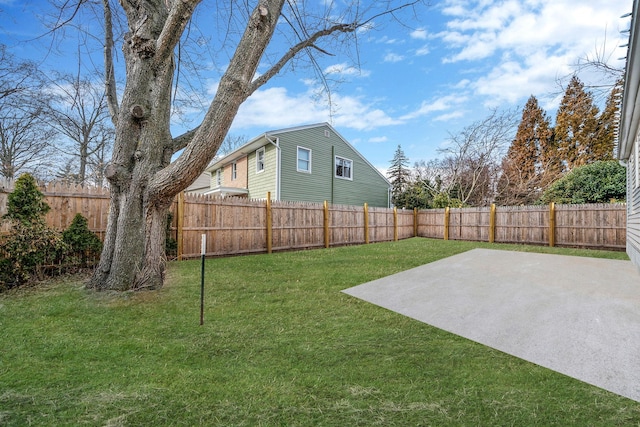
left=342, top=249, right=640, bottom=402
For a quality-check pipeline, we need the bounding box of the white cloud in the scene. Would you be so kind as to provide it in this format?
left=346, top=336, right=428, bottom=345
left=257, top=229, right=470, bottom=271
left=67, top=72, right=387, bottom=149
left=415, top=45, right=430, bottom=56
left=384, top=52, right=404, bottom=63
left=410, top=28, right=428, bottom=40
left=439, top=0, right=628, bottom=64
left=324, top=63, right=371, bottom=78
left=368, top=136, right=388, bottom=143
left=435, top=0, right=628, bottom=109
left=433, top=111, right=465, bottom=122
left=231, top=85, right=402, bottom=132
left=377, top=36, right=400, bottom=44
left=471, top=52, right=573, bottom=106
left=400, top=94, right=469, bottom=120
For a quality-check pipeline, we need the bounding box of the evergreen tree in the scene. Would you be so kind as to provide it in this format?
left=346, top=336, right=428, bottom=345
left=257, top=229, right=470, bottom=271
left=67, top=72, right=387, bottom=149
left=555, top=76, right=600, bottom=171
left=0, top=173, right=66, bottom=287
left=388, top=145, right=411, bottom=207
left=4, top=173, right=50, bottom=225
left=593, top=80, right=621, bottom=161
left=497, top=96, right=555, bottom=205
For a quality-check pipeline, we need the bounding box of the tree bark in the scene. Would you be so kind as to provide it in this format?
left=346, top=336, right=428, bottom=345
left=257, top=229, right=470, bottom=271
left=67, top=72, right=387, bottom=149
left=90, top=0, right=285, bottom=290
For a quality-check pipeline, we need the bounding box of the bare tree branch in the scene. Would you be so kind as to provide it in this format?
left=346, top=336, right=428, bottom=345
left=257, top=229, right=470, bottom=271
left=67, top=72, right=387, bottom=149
left=102, top=0, right=119, bottom=125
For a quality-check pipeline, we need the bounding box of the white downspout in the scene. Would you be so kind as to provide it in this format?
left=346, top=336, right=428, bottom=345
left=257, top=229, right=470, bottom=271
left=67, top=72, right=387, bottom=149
left=265, top=134, right=280, bottom=200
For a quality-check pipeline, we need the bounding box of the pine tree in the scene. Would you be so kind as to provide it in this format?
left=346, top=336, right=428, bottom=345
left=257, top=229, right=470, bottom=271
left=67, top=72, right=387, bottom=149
left=3, top=173, right=51, bottom=225
left=592, top=80, right=622, bottom=161
left=388, top=145, right=411, bottom=207
left=555, top=76, right=600, bottom=171
left=497, top=96, right=555, bottom=205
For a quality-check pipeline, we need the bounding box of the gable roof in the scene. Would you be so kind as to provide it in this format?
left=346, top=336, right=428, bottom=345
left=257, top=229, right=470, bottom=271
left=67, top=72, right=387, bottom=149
left=207, top=123, right=390, bottom=184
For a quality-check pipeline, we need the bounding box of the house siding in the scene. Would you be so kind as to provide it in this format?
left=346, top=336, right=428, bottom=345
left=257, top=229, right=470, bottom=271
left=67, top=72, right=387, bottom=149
left=278, top=125, right=390, bottom=207
left=248, top=144, right=277, bottom=199
left=279, top=127, right=334, bottom=203
left=223, top=156, right=248, bottom=189
left=210, top=168, right=223, bottom=188
left=628, top=133, right=640, bottom=268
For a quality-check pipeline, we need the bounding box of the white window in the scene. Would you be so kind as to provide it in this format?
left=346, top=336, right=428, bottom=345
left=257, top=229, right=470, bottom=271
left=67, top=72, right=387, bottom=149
left=256, top=148, right=265, bottom=173
left=215, top=169, right=222, bottom=186
left=297, top=147, right=311, bottom=173
left=231, top=162, right=237, bottom=180
left=335, top=156, right=352, bottom=180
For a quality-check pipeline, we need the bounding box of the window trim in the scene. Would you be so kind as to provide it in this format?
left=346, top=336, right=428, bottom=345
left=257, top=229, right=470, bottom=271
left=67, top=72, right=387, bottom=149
left=334, top=155, right=353, bottom=180
left=297, top=146, right=312, bottom=173
left=231, top=162, right=237, bottom=181
left=256, top=147, right=265, bottom=173
left=215, top=169, right=222, bottom=187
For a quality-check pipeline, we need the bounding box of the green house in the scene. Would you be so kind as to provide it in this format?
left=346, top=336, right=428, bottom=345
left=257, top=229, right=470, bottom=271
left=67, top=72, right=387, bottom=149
left=206, top=123, right=391, bottom=207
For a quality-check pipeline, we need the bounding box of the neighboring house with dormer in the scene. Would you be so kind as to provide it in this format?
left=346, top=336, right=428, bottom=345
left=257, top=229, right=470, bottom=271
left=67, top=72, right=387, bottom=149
left=205, top=123, right=391, bottom=207
left=617, top=0, right=640, bottom=269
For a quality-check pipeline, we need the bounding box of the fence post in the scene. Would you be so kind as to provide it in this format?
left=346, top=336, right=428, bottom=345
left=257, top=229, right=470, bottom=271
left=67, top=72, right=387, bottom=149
left=393, top=207, right=398, bottom=241
left=489, top=203, right=496, bottom=243
left=413, top=208, right=418, bottom=237
left=364, top=202, right=369, bottom=244
left=444, top=206, right=450, bottom=241
left=323, top=200, right=330, bottom=248
left=266, top=192, right=273, bottom=254
left=549, top=202, right=555, bottom=247
left=177, top=191, right=185, bottom=261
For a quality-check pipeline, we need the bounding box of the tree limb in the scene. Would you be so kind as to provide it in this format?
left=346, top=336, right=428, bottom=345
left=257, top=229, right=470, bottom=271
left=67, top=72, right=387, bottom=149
left=102, top=0, right=119, bottom=125
left=249, top=22, right=357, bottom=94
left=154, top=0, right=201, bottom=68
left=170, top=126, right=200, bottom=153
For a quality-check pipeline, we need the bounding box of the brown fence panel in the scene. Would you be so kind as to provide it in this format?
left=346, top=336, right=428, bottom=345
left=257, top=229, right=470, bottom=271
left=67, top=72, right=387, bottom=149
left=329, top=204, right=365, bottom=246
left=418, top=208, right=445, bottom=238
left=494, top=205, right=548, bottom=245
left=368, top=206, right=395, bottom=243
left=272, top=200, right=325, bottom=251
left=555, top=204, right=626, bottom=250
left=397, top=209, right=416, bottom=239
left=181, top=194, right=267, bottom=258
left=447, top=207, right=491, bottom=242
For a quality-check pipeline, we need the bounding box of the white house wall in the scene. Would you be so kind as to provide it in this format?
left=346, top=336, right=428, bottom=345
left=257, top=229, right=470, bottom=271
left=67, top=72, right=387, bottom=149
left=628, top=132, right=640, bottom=267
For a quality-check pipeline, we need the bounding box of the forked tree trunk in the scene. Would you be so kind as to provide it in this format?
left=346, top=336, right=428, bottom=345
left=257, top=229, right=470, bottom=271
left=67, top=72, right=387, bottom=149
left=89, top=0, right=286, bottom=291
left=89, top=28, right=175, bottom=290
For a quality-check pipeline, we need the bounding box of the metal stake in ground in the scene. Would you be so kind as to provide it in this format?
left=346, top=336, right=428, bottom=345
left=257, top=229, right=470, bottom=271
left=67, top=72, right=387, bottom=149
left=200, top=234, right=206, bottom=326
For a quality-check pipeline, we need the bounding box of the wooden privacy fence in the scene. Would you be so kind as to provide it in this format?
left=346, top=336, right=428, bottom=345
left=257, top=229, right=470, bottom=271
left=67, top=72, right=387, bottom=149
left=0, top=179, right=627, bottom=257
left=417, top=203, right=626, bottom=251
left=0, top=180, right=110, bottom=240
left=174, top=195, right=626, bottom=258
left=175, top=192, right=416, bottom=259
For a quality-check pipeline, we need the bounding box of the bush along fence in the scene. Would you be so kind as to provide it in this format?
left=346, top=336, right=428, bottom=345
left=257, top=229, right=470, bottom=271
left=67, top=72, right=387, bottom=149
left=0, top=179, right=627, bottom=260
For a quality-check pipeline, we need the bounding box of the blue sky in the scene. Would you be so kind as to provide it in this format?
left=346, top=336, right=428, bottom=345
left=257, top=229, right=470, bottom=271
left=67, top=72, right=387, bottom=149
left=0, top=0, right=632, bottom=175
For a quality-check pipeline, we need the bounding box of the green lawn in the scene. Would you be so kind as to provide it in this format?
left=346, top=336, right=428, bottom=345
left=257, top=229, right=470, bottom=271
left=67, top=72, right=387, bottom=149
left=1, top=238, right=638, bottom=426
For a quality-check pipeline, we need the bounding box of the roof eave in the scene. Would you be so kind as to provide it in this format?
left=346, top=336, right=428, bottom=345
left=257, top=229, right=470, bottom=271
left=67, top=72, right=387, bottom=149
left=618, top=3, right=640, bottom=160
